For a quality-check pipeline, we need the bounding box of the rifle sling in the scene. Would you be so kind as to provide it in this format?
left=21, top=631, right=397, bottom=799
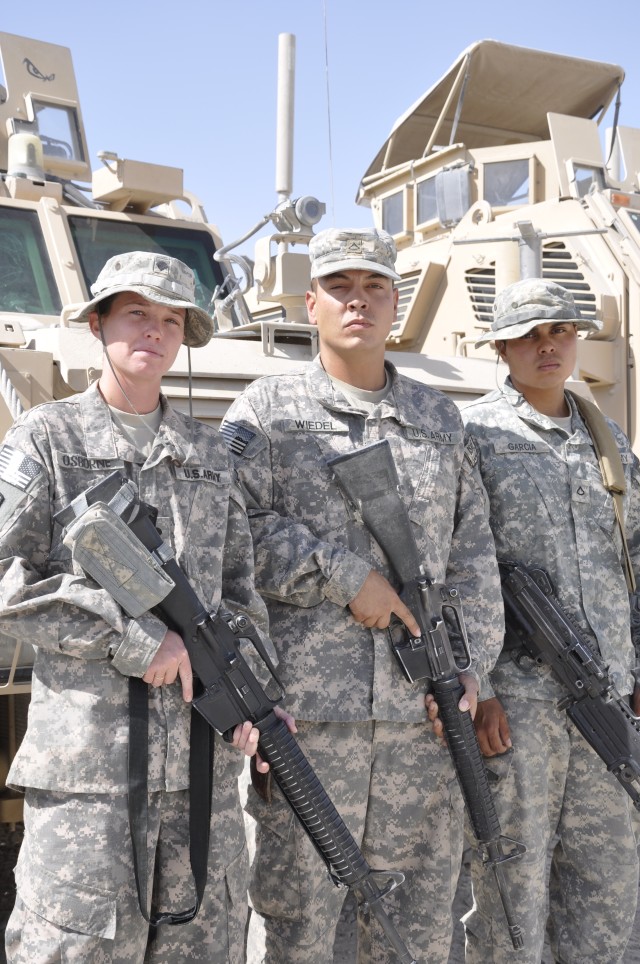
left=128, top=676, right=213, bottom=929
left=569, top=391, right=636, bottom=593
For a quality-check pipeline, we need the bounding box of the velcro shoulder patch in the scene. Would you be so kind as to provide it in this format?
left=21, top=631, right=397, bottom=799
left=220, top=420, right=257, bottom=456
left=0, top=444, right=42, bottom=491
left=0, top=444, right=44, bottom=529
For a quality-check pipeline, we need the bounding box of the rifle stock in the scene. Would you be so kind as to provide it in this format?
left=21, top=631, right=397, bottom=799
left=328, top=439, right=525, bottom=951
left=56, top=471, right=417, bottom=964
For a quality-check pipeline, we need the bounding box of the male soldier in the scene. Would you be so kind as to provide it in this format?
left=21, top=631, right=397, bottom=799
left=459, top=278, right=640, bottom=962
left=222, top=228, right=503, bottom=963
left=1, top=251, right=286, bottom=963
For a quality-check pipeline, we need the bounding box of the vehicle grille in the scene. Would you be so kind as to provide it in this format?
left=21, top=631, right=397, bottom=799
left=467, top=241, right=598, bottom=328
left=391, top=272, right=421, bottom=336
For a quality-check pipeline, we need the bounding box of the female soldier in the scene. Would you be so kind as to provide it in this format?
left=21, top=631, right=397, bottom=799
left=1, top=251, right=281, bottom=963
left=456, top=279, right=640, bottom=962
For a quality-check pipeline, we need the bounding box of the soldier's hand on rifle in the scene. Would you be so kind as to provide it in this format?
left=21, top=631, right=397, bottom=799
left=473, top=696, right=512, bottom=757
left=143, top=628, right=193, bottom=702
left=244, top=706, right=298, bottom=773
left=425, top=672, right=480, bottom=740
left=349, top=570, right=421, bottom=635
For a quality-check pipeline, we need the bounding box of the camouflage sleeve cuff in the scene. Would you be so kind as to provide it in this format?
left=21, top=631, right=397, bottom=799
left=323, top=552, right=372, bottom=608
left=109, top=612, right=168, bottom=677
left=477, top=675, right=495, bottom=700
left=463, top=665, right=482, bottom=697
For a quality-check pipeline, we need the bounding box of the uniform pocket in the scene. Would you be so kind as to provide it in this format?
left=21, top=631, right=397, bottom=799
left=15, top=858, right=117, bottom=938
left=245, top=783, right=301, bottom=920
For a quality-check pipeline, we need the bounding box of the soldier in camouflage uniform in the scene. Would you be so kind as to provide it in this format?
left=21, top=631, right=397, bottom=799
left=1, top=251, right=279, bottom=963
left=459, top=279, right=640, bottom=963
left=221, top=228, right=504, bottom=963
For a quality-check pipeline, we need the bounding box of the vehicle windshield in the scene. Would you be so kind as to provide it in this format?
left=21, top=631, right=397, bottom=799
left=67, top=216, right=231, bottom=323
left=0, top=208, right=61, bottom=315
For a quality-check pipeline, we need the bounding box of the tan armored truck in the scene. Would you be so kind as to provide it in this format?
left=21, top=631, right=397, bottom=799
left=358, top=40, right=636, bottom=441
left=0, top=30, right=637, bottom=823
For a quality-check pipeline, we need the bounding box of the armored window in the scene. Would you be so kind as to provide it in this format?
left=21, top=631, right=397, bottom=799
left=416, top=177, right=437, bottom=225
left=381, top=191, right=403, bottom=236
left=484, top=159, right=530, bottom=207
left=0, top=208, right=61, bottom=315
left=571, top=164, right=605, bottom=198
left=30, top=101, right=85, bottom=165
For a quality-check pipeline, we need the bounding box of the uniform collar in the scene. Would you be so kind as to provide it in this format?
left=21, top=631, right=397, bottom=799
left=305, top=356, right=418, bottom=426
left=78, top=382, right=196, bottom=465
left=500, top=376, right=585, bottom=437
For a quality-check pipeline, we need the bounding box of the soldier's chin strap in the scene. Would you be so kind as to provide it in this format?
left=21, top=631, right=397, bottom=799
left=57, top=480, right=214, bottom=929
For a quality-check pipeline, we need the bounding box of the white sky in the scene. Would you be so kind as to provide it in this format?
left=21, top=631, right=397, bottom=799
left=3, top=0, right=640, bottom=254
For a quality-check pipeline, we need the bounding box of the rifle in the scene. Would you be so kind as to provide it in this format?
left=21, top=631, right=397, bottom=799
left=328, top=439, right=525, bottom=952
left=500, top=560, right=640, bottom=808
left=55, top=470, right=417, bottom=964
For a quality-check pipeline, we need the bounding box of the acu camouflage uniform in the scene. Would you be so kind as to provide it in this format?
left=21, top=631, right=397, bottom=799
left=223, top=357, right=503, bottom=964
left=2, top=382, right=268, bottom=963
left=462, top=377, right=640, bottom=964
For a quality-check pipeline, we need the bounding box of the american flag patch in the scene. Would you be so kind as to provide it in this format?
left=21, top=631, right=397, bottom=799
left=220, top=420, right=256, bottom=456
left=0, top=445, right=42, bottom=491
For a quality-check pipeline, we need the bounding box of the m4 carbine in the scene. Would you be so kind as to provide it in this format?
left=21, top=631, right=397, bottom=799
left=56, top=471, right=417, bottom=964
left=328, top=439, right=525, bottom=952
left=500, top=560, right=640, bottom=808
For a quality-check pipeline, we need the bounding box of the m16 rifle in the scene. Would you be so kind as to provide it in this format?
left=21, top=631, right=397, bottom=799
left=55, top=470, right=417, bottom=963
left=328, top=439, right=525, bottom=952
left=500, top=560, right=640, bottom=808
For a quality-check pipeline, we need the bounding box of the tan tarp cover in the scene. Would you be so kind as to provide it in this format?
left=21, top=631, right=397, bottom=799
left=360, top=40, right=624, bottom=185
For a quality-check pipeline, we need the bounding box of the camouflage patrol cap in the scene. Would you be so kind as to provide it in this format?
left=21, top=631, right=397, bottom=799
left=309, top=228, right=401, bottom=282
left=67, top=251, right=214, bottom=348
left=476, top=278, right=602, bottom=346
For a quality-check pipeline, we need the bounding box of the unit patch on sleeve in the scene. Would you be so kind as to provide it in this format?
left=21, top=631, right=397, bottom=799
left=0, top=444, right=44, bottom=528
left=220, top=421, right=256, bottom=456
left=0, top=444, right=42, bottom=491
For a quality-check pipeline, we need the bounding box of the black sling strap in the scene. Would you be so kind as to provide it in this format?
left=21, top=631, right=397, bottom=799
left=128, top=676, right=214, bottom=927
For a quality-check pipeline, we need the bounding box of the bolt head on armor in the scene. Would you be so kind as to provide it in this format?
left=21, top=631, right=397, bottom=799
left=309, top=228, right=401, bottom=282
left=66, top=250, right=214, bottom=348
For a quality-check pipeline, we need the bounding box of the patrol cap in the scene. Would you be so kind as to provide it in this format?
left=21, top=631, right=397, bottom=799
left=67, top=251, right=214, bottom=348
left=309, top=228, right=401, bottom=282
left=476, top=278, right=602, bottom=346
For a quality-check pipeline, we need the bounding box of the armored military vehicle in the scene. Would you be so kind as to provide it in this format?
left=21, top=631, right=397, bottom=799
left=358, top=40, right=635, bottom=439
left=0, top=30, right=638, bottom=829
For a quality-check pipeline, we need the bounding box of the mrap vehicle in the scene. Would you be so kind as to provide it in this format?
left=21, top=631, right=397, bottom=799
left=0, top=31, right=637, bottom=821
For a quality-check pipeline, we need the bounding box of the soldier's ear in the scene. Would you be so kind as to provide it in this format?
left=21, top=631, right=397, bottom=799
left=306, top=289, right=318, bottom=327
left=88, top=311, right=101, bottom=338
